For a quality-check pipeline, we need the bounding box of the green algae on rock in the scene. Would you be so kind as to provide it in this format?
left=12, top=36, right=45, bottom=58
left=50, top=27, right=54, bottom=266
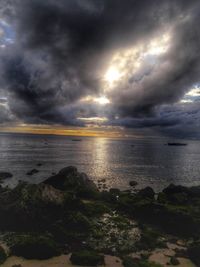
left=0, top=245, right=7, bottom=264
left=70, top=250, right=104, bottom=266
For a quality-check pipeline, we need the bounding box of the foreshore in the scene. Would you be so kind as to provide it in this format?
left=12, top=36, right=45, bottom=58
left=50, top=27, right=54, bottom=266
left=0, top=166, right=200, bottom=267
left=2, top=255, right=124, bottom=267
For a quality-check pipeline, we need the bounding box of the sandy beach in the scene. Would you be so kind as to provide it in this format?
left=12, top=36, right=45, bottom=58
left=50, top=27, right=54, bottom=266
left=1, top=255, right=123, bottom=267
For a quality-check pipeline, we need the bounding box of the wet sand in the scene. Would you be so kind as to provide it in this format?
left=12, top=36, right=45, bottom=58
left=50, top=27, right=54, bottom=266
left=149, top=242, right=196, bottom=267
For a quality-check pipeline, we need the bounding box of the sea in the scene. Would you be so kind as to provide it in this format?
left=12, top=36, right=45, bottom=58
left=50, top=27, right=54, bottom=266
left=0, top=132, right=200, bottom=192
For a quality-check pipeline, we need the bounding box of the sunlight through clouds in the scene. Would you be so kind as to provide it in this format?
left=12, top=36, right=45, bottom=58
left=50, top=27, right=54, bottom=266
left=94, top=96, right=110, bottom=105
left=186, top=86, right=200, bottom=97
left=102, top=31, right=172, bottom=93
left=80, top=95, right=110, bottom=106
left=180, top=85, right=200, bottom=103
left=105, top=67, right=122, bottom=84
left=77, top=116, right=108, bottom=123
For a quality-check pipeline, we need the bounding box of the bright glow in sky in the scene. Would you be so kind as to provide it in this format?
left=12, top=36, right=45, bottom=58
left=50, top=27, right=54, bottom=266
left=94, top=96, right=110, bottom=105
left=77, top=116, right=108, bottom=122
left=80, top=95, right=110, bottom=105
left=186, top=86, right=200, bottom=97
left=103, top=32, right=171, bottom=93
left=180, top=85, right=200, bottom=103
left=145, top=33, right=171, bottom=56
left=105, top=67, right=122, bottom=84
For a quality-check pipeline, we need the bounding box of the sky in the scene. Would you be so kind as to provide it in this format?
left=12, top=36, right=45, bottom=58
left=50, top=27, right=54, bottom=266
left=0, top=0, right=200, bottom=138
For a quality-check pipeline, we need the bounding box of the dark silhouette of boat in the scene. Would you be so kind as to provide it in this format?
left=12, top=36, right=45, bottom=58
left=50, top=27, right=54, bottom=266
left=167, top=143, right=187, bottom=146
left=71, top=139, right=82, bottom=142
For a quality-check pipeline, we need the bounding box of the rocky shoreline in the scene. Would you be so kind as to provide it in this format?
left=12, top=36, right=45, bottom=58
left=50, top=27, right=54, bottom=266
left=0, top=166, right=200, bottom=267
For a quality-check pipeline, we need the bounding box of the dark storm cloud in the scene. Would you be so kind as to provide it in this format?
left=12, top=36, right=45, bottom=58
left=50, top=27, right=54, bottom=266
left=108, top=102, right=200, bottom=139
left=0, top=0, right=200, bottom=137
left=156, top=103, right=200, bottom=139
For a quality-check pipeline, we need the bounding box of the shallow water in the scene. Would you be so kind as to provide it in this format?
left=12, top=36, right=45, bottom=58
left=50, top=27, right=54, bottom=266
left=0, top=133, right=200, bottom=192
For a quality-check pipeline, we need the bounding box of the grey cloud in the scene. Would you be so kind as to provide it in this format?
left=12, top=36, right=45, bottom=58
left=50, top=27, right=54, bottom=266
left=0, top=102, right=15, bottom=123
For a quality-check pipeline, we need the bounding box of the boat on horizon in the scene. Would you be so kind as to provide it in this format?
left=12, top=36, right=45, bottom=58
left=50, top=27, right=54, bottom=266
left=167, top=143, right=187, bottom=146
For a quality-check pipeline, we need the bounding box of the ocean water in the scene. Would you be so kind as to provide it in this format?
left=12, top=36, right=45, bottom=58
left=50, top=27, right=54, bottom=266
left=0, top=133, right=200, bottom=192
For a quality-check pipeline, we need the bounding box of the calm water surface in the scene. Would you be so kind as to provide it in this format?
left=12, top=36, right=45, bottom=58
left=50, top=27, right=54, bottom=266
left=0, top=133, right=200, bottom=192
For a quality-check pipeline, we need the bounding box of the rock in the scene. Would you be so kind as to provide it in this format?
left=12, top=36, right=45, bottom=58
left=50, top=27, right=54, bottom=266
left=123, top=257, right=162, bottom=267
left=12, top=182, right=64, bottom=205
left=161, top=184, right=200, bottom=204
left=26, top=169, right=39, bottom=175
left=188, top=242, right=200, bottom=266
left=176, top=240, right=186, bottom=246
left=163, top=184, right=189, bottom=195
left=174, top=248, right=188, bottom=258
left=70, top=250, right=104, bottom=266
left=170, top=256, right=180, bottom=265
left=145, top=200, right=199, bottom=237
left=0, top=172, right=13, bottom=180
left=129, top=181, right=138, bottom=187
left=0, top=246, right=7, bottom=264
left=163, top=184, right=200, bottom=198
left=137, top=187, right=155, bottom=199
left=11, top=234, right=60, bottom=260
left=37, top=163, right=42, bottom=167
left=41, top=183, right=64, bottom=204
left=43, top=166, right=98, bottom=194
left=0, top=182, right=64, bottom=231
left=121, top=185, right=200, bottom=238
left=109, top=188, right=121, bottom=195
left=189, top=186, right=200, bottom=198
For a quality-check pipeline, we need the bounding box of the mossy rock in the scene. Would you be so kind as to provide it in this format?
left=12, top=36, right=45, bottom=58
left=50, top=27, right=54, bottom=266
left=70, top=250, right=104, bottom=266
left=132, top=201, right=200, bottom=238
left=188, top=241, right=200, bottom=266
left=137, top=187, right=155, bottom=200
left=77, top=187, right=100, bottom=199
left=65, top=212, right=92, bottom=232
left=44, top=166, right=98, bottom=195
left=109, top=188, right=121, bottom=195
left=139, top=261, right=163, bottom=267
left=11, top=234, right=60, bottom=260
left=123, top=256, right=139, bottom=267
left=157, top=193, right=168, bottom=204
left=123, top=256, right=163, bottom=267
left=0, top=172, right=13, bottom=180
left=0, top=246, right=7, bottom=264
left=136, top=226, right=165, bottom=250
left=158, top=191, right=189, bottom=205
left=170, top=257, right=179, bottom=265
left=0, top=182, right=64, bottom=232
left=82, top=201, right=110, bottom=217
